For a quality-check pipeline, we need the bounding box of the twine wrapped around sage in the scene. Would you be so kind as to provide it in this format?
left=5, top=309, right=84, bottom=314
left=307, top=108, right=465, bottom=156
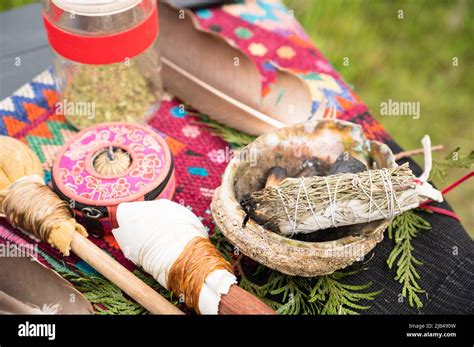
left=0, top=136, right=87, bottom=255
left=241, top=163, right=425, bottom=236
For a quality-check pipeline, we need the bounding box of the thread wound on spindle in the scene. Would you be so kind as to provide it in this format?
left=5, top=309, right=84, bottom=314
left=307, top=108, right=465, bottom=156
left=0, top=176, right=87, bottom=255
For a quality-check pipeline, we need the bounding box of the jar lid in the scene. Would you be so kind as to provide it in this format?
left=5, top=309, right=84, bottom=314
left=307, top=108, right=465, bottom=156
left=43, top=1, right=158, bottom=64
left=52, top=0, right=141, bottom=16
left=52, top=122, right=173, bottom=207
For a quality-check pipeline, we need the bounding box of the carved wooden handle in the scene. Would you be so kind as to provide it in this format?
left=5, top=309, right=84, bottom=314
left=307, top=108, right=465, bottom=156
left=218, top=284, right=276, bottom=314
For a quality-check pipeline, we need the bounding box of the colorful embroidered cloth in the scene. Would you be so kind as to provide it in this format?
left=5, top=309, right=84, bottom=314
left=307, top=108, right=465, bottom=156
left=0, top=0, right=471, bottom=314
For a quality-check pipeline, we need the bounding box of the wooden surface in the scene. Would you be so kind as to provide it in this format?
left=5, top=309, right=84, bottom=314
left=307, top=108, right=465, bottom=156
left=219, top=285, right=276, bottom=315
left=71, top=233, right=183, bottom=315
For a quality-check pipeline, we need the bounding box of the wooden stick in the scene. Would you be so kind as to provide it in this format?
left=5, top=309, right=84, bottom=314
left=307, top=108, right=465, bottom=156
left=71, top=233, right=183, bottom=315
left=218, top=285, right=276, bottom=314
left=394, top=144, right=444, bottom=160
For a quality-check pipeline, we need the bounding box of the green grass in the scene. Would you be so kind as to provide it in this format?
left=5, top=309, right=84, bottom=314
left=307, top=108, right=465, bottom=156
left=284, top=0, right=473, bottom=235
left=0, top=0, right=36, bottom=11
left=2, top=0, right=472, bottom=235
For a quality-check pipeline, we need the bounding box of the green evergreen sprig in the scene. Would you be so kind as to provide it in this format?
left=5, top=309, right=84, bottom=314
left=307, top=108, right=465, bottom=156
left=62, top=270, right=148, bottom=314
left=211, top=228, right=382, bottom=315
left=309, top=271, right=382, bottom=314
left=430, top=147, right=474, bottom=181
left=387, top=210, right=431, bottom=309
left=61, top=268, right=177, bottom=315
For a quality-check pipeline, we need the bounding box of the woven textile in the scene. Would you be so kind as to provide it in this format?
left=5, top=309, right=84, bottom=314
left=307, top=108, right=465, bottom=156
left=0, top=0, right=471, bottom=314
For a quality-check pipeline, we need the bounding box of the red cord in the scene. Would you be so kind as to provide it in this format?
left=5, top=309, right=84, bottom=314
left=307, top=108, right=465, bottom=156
left=419, top=171, right=473, bottom=222
left=440, top=171, right=474, bottom=195
left=420, top=205, right=461, bottom=222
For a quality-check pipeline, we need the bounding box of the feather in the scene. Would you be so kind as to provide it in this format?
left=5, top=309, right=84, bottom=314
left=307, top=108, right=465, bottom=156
left=0, top=253, right=93, bottom=314
left=162, top=57, right=285, bottom=131
left=159, top=3, right=313, bottom=135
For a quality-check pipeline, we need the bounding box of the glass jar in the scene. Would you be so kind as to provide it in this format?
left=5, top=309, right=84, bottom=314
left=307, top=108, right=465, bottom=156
left=41, top=0, right=162, bottom=129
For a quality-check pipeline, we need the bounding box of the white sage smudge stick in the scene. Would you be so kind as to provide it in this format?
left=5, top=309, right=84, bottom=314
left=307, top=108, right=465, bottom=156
left=241, top=163, right=442, bottom=236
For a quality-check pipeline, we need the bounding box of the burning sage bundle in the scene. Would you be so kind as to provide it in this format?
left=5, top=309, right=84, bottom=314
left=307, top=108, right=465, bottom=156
left=241, top=162, right=441, bottom=236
